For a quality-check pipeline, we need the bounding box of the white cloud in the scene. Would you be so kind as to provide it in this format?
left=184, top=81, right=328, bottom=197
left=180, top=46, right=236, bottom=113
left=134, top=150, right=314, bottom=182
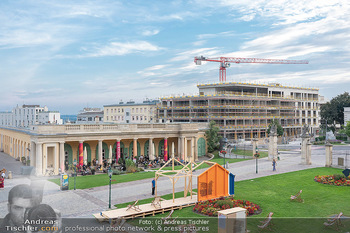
left=142, top=29, right=160, bottom=36
left=144, top=65, right=168, bottom=71
left=84, top=41, right=162, bottom=57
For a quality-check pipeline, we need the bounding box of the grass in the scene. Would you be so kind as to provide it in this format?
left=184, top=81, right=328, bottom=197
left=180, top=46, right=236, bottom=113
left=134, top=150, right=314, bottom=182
left=152, top=151, right=248, bottom=171
left=49, top=150, right=248, bottom=189
left=114, top=167, right=350, bottom=233
left=49, top=171, right=156, bottom=190
left=232, top=148, right=269, bottom=158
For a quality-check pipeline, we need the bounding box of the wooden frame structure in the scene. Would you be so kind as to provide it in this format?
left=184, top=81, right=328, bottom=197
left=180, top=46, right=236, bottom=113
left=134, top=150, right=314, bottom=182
left=155, top=155, right=216, bottom=202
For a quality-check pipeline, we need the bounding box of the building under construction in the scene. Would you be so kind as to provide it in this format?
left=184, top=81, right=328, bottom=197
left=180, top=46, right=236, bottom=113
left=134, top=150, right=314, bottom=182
left=157, top=81, right=320, bottom=139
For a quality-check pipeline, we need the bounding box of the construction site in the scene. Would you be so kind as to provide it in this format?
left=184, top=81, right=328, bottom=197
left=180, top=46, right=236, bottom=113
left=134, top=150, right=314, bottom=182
left=158, top=56, right=320, bottom=140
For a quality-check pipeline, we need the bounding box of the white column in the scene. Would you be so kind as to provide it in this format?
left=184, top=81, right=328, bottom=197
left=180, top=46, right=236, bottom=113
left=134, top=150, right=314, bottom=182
left=171, top=141, right=175, bottom=158
left=184, top=138, right=187, bottom=162
left=30, top=141, right=35, bottom=166
left=59, top=142, right=65, bottom=172
left=194, top=137, right=198, bottom=161
left=178, top=137, right=181, bottom=159
left=36, top=142, right=43, bottom=176
left=190, top=137, right=194, bottom=162
left=98, top=140, right=103, bottom=165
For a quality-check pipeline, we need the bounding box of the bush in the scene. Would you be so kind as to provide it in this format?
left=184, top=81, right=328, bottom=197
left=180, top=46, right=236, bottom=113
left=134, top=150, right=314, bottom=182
left=216, top=200, right=233, bottom=208
left=125, top=159, right=137, bottom=173
left=112, top=169, right=125, bottom=175
left=333, top=174, right=346, bottom=180
left=336, top=135, right=347, bottom=141
left=316, top=136, right=325, bottom=141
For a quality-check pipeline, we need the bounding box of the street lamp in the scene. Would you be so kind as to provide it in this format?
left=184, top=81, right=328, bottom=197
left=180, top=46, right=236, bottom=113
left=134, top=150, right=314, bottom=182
left=221, top=150, right=227, bottom=168
left=254, top=146, right=259, bottom=174
left=73, top=159, right=77, bottom=190
left=108, top=167, right=113, bottom=209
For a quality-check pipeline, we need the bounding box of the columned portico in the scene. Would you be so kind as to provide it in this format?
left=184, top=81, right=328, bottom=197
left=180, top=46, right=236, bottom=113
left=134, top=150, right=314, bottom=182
left=0, top=123, right=208, bottom=176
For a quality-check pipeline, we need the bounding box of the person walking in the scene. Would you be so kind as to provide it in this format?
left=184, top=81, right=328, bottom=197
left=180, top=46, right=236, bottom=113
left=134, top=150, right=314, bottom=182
left=272, top=159, right=277, bottom=171
left=151, top=179, right=155, bottom=195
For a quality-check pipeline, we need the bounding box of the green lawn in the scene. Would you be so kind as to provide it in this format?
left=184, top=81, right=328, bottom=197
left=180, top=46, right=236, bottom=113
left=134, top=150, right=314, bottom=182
left=115, top=167, right=350, bottom=233
left=232, top=148, right=269, bottom=158
left=152, top=151, right=248, bottom=171
left=49, top=171, right=156, bottom=190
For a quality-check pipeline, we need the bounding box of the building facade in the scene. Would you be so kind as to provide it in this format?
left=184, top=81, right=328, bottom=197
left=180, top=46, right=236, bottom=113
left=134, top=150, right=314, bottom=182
left=0, top=123, right=208, bottom=175
left=38, top=111, right=63, bottom=125
left=0, top=105, right=63, bottom=128
left=104, top=100, right=158, bottom=124
left=76, top=108, right=104, bottom=124
left=158, top=82, right=320, bottom=139
left=344, top=107, right=350, bottom=126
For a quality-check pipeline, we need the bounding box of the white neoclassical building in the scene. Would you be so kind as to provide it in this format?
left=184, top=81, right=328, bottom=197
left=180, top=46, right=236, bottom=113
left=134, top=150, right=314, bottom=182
left=0, top=123, right=208, bottom=176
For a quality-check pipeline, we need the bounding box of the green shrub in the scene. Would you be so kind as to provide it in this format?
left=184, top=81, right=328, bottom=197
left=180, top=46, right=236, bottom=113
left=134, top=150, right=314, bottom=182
left=216, top=200, right=233, bottom=208
left=125, top=159, right=137, bottom=173
left=112, top=169, right=125, bottom=175
left=333, top=174, right=346, bottom=180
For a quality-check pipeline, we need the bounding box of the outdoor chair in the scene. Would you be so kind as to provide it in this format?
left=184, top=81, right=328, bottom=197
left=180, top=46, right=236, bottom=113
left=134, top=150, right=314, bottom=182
left=162, top=209, right=178, bottom=222
left=109, top=217, right=126, bottom=233
left=290, top=190, right=303, bottom=203
left=151, top=196, right=161, bottom=209
left=126, top=200, right=141, bottom=212
left=324, top=212, right=343, bottom=231
left=257, top=212, right=273, bottom=232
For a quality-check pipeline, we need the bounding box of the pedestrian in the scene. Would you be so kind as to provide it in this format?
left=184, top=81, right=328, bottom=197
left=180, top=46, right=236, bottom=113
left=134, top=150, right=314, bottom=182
left=152, top=179, right=155, bottom=195
left=1, top=168, right=6, bottom=179
left=272, top=159, right=277, bottom=171
left=0, top=176, right=4, bottom=189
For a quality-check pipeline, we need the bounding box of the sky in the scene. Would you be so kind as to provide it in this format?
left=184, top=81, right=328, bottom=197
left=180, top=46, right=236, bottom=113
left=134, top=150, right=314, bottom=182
left=0, top=0, right=349, bottom=114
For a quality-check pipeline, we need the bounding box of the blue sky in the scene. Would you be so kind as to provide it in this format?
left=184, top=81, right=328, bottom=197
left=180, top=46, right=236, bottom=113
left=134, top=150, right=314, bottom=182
left=0, top=0, right=349, bottom=114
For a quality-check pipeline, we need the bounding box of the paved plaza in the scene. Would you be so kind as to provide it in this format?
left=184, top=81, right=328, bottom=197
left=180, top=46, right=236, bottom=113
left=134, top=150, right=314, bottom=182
left=0, top=145, right=345, bottom=219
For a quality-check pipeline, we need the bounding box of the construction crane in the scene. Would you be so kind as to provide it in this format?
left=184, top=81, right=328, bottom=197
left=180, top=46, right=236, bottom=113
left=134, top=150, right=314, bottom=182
left=194, top=56, right=309, bottom=82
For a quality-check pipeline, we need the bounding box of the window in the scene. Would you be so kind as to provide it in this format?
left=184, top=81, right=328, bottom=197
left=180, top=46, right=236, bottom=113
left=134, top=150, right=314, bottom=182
left=132, top=116, right=135, bottom=121
left=118, top=109, right=120, bottom=113
left=136, top=116, right=138, bottom=120
left=132, top=108, right=134, bottom=113
left=126, top=112, right=129, bottom=116
left=140, top=116, right=143, bottom=121
left=140, top=108, right=142, bottom=113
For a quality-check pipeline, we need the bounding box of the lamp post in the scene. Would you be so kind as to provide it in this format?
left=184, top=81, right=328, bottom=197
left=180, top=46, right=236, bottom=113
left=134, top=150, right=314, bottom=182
left=254, top=146, right=259, bottom=174
left=221, top=150, right=227, bottom=168
left=73, top=159, right=77, bottom=190
left=108, top=167, right=113, bottom=209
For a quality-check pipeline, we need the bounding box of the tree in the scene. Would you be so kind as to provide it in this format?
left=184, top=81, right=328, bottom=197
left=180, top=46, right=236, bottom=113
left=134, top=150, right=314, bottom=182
left=266, top=119, right=284, bottom=137
left=205, top=121, right=222, bottom=153
left=320, top=92, right=350, bottom=127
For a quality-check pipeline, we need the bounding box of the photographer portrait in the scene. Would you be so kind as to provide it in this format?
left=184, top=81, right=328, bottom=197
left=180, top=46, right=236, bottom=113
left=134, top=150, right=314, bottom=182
left=1, top=184, right=61, bottom=233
